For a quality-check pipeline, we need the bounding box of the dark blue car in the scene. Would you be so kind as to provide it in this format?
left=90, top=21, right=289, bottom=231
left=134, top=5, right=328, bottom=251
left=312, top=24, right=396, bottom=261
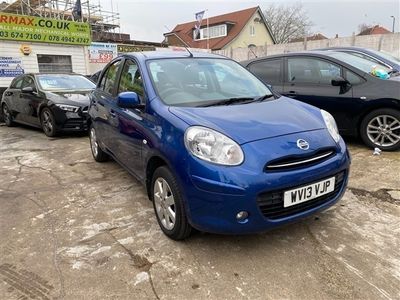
left=88, top=52, right=350, bottom=240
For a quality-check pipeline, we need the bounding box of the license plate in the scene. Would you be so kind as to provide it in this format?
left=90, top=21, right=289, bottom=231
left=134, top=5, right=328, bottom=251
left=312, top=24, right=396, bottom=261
left=283, top=177, right=335, bottom=208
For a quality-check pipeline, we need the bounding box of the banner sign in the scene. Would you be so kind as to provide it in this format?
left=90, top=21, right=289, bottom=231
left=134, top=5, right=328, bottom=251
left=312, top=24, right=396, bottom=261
left=88, top=43, right=118, bottom=63
left=117, top=44, right=156, bottom=54
left=0, top=12, right=91, bottom=45
left=194, top=11, right=205, bottom=38
left=0, top=56, right=24, bottom=77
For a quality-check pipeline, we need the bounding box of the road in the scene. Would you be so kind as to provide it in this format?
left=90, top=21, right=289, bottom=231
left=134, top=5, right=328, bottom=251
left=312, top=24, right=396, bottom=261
left=0, top=124, right=399, bottom=300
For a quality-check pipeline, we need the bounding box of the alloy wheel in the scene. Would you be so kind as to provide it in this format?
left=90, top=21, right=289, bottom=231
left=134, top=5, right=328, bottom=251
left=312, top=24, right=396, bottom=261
left=153, top=177, right=176, bottom=230
left=90, top=127, right=99, bottom=157
left=2, top=105, right=11, bottom=124
left=367, top=115, right=400, bottom=147
left=42, top=110, right=53, bottom=134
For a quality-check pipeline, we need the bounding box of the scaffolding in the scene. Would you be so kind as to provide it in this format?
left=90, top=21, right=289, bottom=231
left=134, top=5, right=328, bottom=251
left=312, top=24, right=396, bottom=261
left=0, top=0, right=120, bottom=33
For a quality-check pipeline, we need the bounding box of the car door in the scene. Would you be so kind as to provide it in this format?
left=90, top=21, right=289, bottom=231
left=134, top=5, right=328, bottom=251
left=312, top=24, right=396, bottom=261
left=110, top=58, right=147, bottom=179
left=247, top=58, right=284, bottom=93
left=282, top=56, right=356, bottom=134
left=91, top=59, right=123, bottom=151
left=3, top=76, right=24, bottom=119
left=19, top=75, right=42, bottom=126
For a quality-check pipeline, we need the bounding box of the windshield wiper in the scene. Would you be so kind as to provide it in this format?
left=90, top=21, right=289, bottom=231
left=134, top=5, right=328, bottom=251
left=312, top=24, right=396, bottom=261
left=199, top=94, right=275, bottom=107
left=253, top=93, right=275, bottom=102
left=199, top=97, right=255, bottom=107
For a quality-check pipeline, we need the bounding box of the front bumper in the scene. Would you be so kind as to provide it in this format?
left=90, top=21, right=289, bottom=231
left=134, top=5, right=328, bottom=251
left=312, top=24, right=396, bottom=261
left=51, top=106, right=89, bottom=132
left=177, top=130, right=351, bottom=234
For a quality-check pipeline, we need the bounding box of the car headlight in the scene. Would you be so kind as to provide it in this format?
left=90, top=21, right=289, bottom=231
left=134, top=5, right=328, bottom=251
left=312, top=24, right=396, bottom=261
left=321, top=110, right=340, bottom=143
left=55, top=104, right=80, bottom=113
left=184, top=126, right=244, bottom=166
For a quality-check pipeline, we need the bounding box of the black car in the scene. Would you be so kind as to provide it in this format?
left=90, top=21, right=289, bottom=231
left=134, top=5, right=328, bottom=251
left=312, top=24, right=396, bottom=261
left=1, top=73, right=96, bottom=136
left=242, top=51, right=400, bottom=151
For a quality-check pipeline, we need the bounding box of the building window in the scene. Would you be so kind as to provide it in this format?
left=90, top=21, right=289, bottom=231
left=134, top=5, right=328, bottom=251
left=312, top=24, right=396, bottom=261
left=250, top=25, right=255, bottom=36
left=193, top=24, right=227, bottom=40
left=37, top=55, right=73, bottom=73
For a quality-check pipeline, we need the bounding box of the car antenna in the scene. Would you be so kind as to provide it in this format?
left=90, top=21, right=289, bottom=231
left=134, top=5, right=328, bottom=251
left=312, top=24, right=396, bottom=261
left=164, top=25, right=193, bottom=57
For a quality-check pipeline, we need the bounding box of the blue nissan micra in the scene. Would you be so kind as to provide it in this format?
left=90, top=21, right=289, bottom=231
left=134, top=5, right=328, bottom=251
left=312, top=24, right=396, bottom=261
left=89, top=52, right=350, bottom=240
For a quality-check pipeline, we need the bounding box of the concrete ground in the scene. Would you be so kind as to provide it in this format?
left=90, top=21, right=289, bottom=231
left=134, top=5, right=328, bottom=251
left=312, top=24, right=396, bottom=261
left=0, top=124, right=399, bottom=300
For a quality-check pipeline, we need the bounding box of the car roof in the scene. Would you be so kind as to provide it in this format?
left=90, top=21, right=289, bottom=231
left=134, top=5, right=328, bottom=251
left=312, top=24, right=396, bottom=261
left=122, top=51, right=227, bottom=61
left=316, top=46, right=371, bottom=51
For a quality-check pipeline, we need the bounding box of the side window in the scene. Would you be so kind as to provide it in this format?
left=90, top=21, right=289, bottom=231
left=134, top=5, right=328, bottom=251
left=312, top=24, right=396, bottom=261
left=345, top=69, right=364, bottom=85
left=22, top=76, right=35, bottom=89
left=99, top=60, right=121, bottom=95
left=118, top=59, right=144, bottom=99
left=249, top=59, right=282, bottom=84
left=287, top=57, right=341, bottom=84
left=10, top=77, right=24, bottom=89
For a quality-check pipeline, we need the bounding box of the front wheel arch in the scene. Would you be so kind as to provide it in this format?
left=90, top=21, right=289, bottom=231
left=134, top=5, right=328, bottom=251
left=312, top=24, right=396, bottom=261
left=145, top=156, right=168, bottom=200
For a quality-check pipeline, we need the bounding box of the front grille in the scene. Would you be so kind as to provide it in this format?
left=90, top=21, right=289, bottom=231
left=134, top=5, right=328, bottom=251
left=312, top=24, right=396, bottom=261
left=265, top=148, right=336, bottom=171
left=257, top=171, right=346, bottom=220
left=63, top=118, right=88, bottom=130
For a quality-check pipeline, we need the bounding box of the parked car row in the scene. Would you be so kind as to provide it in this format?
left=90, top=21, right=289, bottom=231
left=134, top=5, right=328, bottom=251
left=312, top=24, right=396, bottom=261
left=0, top=47, right=397, bottom=240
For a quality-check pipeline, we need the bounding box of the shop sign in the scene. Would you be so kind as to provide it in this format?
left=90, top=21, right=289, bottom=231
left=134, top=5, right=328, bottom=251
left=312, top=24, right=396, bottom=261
left=0, top=12, right=91, bottom=45
left=0, top=56, right=24, bottom=77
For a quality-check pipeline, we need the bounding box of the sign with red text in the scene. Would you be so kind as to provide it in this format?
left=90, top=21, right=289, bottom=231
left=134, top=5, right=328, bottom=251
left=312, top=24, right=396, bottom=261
left=88, top=43, right=118, bottom=63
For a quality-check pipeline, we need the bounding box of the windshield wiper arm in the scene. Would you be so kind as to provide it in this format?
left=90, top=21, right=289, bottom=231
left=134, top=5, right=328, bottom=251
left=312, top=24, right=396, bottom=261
left=199, top=94, right=275, bottom=107
left=199, top=97, right=255, bottom=107
left=254, top=93, right=275, bottom=102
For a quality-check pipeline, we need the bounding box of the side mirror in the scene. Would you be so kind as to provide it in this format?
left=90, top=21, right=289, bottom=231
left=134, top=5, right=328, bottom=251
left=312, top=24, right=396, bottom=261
left=117, top=92, right=141, bottom=109
left=331, top=76, right=348, bottom=86
left=21, top=86, right=36, bottom=93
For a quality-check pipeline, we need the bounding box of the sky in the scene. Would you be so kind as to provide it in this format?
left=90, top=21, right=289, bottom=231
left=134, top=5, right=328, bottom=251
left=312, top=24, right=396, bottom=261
left=99, top=0, right=400, bottom=42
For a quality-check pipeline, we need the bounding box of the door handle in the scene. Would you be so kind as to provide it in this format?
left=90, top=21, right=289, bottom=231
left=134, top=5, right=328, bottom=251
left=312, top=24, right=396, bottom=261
left=4, top=92, right=13, bottom=96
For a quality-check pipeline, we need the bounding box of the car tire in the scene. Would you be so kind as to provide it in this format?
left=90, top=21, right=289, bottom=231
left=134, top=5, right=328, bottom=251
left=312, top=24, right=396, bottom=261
left=360, top=108, right=400, bottom=151
left=89, top=124, right=109, bottom=162
left=2, top=103, right=15, bottom=127
left=151, top=166, right=192, bottom=240
left=40, top=108, right=57, bottom=137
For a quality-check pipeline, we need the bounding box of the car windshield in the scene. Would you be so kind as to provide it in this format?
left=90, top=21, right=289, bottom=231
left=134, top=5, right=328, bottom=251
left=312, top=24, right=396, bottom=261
left=37, top=75, right=96, bottom=91
left=326, top=52, right=391, bottom=74
left=147, top=58, right=272, bottom=107
left=367, top=49, right=400, bottom=64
